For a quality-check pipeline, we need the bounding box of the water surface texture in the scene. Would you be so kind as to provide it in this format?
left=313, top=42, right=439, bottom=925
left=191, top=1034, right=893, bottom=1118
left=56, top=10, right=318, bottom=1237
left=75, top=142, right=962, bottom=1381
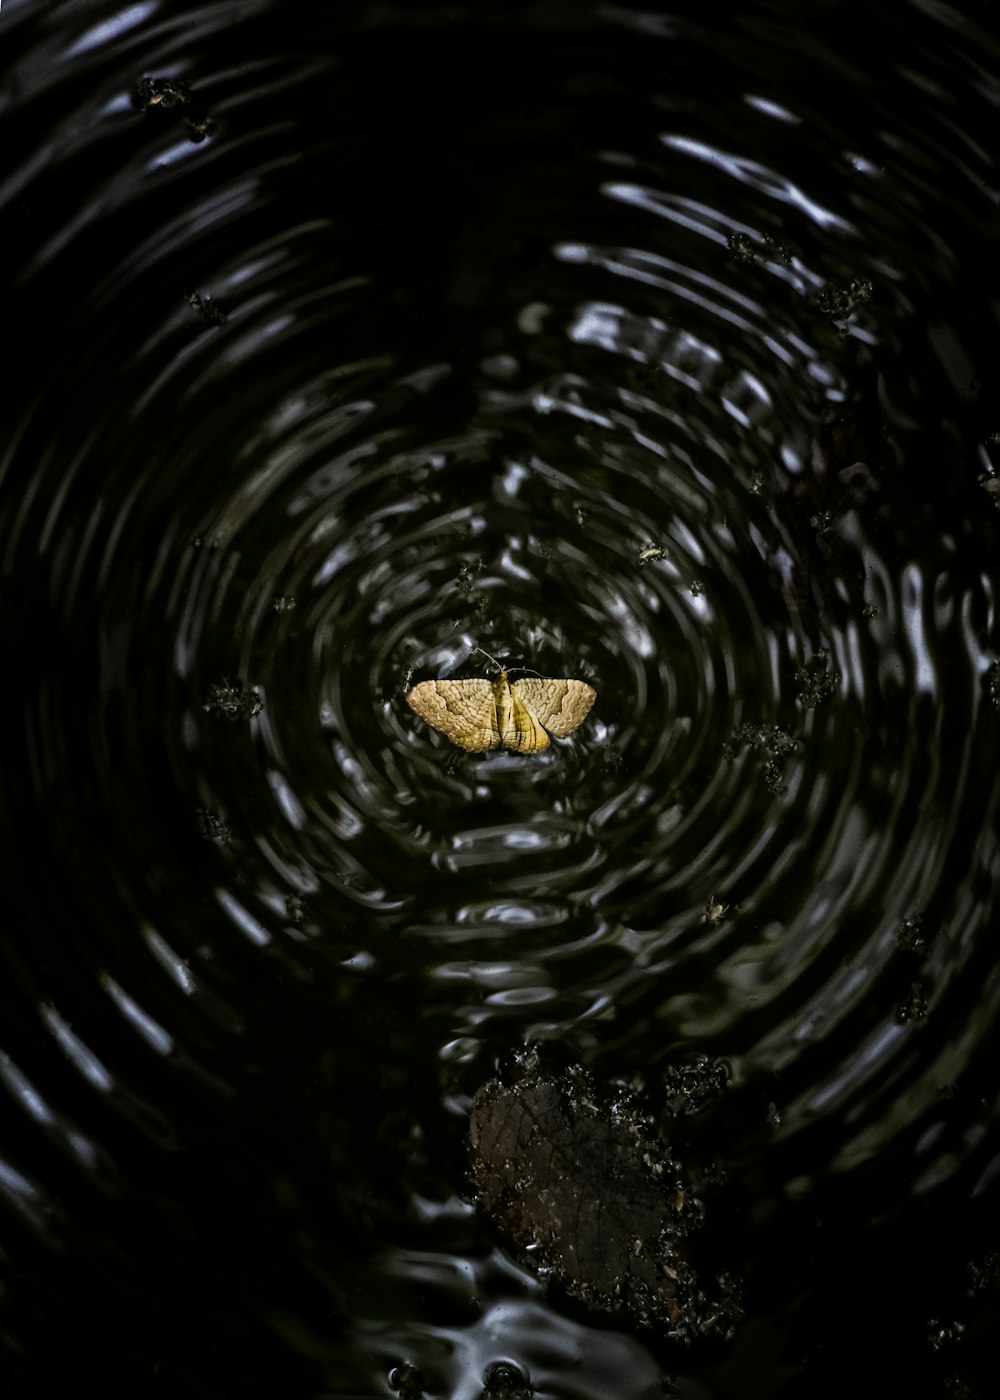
left=2, top=1, right=1000, bottom=1396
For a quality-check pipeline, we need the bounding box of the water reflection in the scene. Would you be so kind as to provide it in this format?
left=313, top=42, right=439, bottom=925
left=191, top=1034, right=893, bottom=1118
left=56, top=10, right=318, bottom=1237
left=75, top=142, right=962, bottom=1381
left=2, top=0, right=999, bottom=1394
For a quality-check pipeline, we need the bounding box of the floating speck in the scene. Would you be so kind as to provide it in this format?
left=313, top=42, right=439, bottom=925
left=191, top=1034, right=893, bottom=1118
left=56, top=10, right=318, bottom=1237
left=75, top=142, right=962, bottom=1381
left=896, top=982, right=928, bottom=1023
left=135, top=74, right=211, bottom=143
left=967, top=1250, right=999, bottom=1293
left=186, top=290, right=227, bottom=324
left=896, top=915, right=926, bottom=955
left=727, top=231, right=756, bottom=264
left=763, top=760, right=786, bottom=795
left=986, top=661, right=1000, bottom=710
left=926, top=1318, right=965, bottom=1352
left=196, top=809, right=229, bottom=843
left=136, top=75, right=191, bottom=110
left=703, top=896, right=729, bottom=925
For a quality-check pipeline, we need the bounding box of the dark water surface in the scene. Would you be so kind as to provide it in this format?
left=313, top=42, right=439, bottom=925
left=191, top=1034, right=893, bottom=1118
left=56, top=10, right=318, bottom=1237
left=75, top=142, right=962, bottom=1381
left=2, top=0, right=1000, bottom=1395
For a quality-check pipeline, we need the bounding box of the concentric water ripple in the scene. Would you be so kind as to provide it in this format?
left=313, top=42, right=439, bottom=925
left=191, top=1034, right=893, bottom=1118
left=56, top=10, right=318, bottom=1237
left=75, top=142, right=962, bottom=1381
left=2, top=2, right=1000, bottom=1395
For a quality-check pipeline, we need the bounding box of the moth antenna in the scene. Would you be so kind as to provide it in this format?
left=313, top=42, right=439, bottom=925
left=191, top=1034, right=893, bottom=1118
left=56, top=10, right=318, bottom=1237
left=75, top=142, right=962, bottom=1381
left=472, top=645, right=505, bottom=672
left=473, top=646, right=541, bottom=678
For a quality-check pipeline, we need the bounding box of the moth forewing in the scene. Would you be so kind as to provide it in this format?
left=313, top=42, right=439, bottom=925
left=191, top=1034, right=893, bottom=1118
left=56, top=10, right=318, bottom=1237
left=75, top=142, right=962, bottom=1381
left=405, top=677, right=501, bottom=750
left=510, top=678, right=596, bottom=739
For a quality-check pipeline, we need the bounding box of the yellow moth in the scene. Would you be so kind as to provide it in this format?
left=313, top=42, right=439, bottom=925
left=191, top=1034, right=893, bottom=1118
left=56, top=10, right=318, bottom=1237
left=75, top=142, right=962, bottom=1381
left=406, top=668, right=596, bottom=752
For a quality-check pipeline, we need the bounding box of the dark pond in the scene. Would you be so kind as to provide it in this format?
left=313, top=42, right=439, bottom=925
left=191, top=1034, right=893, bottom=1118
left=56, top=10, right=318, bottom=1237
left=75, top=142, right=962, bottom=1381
left=2, top=1, right=999, bottom=1395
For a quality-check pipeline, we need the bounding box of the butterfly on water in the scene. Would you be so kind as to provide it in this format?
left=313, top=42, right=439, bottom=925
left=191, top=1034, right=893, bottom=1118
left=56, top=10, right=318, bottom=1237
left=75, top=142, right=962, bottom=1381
left=406, top=668, right=597, bottom=752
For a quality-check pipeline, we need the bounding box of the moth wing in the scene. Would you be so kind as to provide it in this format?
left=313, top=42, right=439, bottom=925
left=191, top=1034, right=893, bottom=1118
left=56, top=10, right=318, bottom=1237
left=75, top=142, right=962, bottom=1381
left=505, top=691, right=550, bottom=752
left=406, top=679, right=500, bottom=750
left=511, top=678, right=596, bottom=739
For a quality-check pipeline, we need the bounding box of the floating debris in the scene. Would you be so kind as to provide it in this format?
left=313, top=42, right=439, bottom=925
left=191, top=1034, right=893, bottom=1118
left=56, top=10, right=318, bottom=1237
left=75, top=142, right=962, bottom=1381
left=816, top=284, right=849, bottom=318
left=986, top=661, right=1000, bottom=710
left=730, top=723, right=796, bottom=756
left=761, top=233, right=794, bottom=265
left=186, top=290, right=227, bottom=325
left=967, top=1250, right=999, bottom=1294
left=726, top=723, right=795, bottom=796
left=662, top=1056, right=728, bottom=1116
left=722, top=728, right=789, bottom=795
left=896, top=982, right=929, bottom=1023
left=727, top=231, right=757, bottom=265
left=202, top=678, right=263, bottom=721
left=817, top=276, right=873, bottom=334
left=195, top=809, right=230, bottom=844
left=601, top=743, right=623, bottom=772
left=135, top=74, right=211, bottom=142
left=468, top=1049, right=741, bottom=1341
left=794, top=651, right=840, bottom=708
left=136, top=75, right=191, bottom=110
left=186, top=111, right=212, bottom=143
left=456, top=559, right=481, bottom=595
left=895, top=914, right=926, bottom=955
left=926, top=1318, right=965, bottom=1352
left=762, top=760, right=785, bottom=796
left=702, top=896, right=729, bottom=926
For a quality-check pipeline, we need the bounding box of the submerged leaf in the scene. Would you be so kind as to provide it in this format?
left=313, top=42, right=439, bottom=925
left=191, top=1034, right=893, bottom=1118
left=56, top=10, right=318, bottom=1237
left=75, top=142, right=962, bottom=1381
left=468, top=1051, right=734, bottom=1338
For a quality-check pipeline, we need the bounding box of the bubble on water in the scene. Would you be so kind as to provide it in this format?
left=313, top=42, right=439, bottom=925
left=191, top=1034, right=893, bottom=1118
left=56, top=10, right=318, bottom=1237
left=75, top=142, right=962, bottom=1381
left=482, top=1359, right=532, bottom=1398
left=388, top=1362, right=425, bottom=1398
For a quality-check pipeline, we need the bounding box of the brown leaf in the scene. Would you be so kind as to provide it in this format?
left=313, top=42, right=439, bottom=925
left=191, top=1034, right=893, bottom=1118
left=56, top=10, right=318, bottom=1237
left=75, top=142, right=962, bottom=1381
left=468, top=1051, right=707, bottom=1334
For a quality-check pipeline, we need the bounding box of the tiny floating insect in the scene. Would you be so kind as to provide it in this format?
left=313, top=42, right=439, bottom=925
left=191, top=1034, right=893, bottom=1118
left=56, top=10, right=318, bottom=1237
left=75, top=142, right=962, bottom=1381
left=406, top=650, right=596, bottom=753
left=703, top=895, right=729, bottom=925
